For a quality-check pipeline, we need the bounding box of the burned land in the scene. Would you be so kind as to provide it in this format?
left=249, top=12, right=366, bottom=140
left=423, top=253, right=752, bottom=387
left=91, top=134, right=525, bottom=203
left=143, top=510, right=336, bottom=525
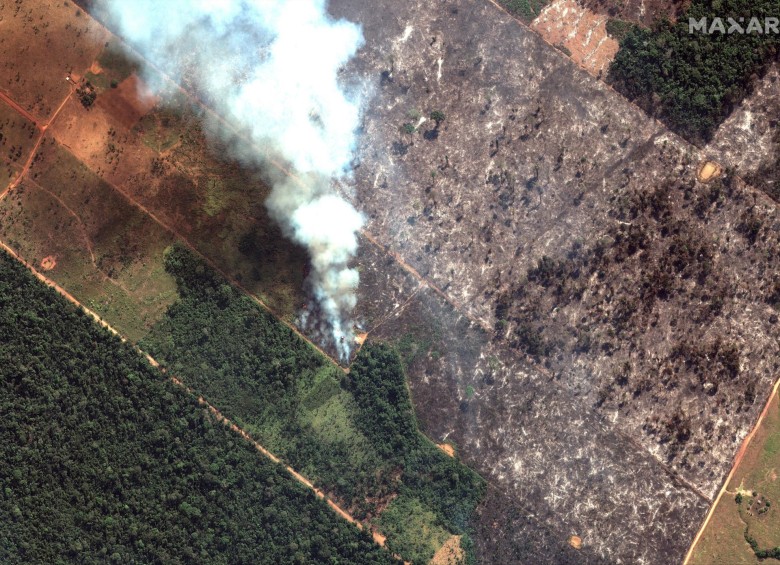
left=331, top=0, right=780, bottom=562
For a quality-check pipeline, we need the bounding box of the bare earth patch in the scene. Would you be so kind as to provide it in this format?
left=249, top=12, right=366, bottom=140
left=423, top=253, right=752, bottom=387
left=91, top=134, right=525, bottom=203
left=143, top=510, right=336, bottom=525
left=437, top=443, right=455, bottom=457
left=429, top=534, right=463, bottom=565
left=40, top=255, right=57, bottom=271
left=697, top=160, right=723, bottom=183
left=569, top=535, right=583, bottom=550
left=531, top=0, right=619, bottom=77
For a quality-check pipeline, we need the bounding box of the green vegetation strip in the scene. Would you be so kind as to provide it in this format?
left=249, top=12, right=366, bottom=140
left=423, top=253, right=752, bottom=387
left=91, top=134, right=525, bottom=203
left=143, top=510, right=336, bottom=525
left=0, top=249, right=390, bottom=564
left=141, top=244, right=486, bottom=564
left=608, top=0, right=780, bottom=144
left=496, top=0, right=550, bottom=22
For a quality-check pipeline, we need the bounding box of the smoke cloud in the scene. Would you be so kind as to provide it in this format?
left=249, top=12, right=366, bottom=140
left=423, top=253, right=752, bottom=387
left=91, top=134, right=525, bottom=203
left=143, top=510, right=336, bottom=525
left=104, top=0, right=366, bottom=359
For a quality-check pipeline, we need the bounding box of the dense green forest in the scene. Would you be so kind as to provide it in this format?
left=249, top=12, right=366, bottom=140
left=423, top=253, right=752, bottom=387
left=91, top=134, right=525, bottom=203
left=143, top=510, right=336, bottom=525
left=142, top=245, right=486, bottom=563
left=0, top=250, right=392, bottom=564
left=608, top=0, right=780, bottom=143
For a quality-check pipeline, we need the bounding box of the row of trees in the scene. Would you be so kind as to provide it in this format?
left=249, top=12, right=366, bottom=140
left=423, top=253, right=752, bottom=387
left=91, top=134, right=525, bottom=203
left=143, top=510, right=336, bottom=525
left=0, top=249, right=391, bottom=564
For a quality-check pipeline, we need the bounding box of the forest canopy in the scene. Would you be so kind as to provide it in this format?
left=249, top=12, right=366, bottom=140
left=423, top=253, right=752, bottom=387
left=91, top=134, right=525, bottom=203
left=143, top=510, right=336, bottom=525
left=608, top=0, right=780, bottom=143
left=0, top=249, right=391, bottom=564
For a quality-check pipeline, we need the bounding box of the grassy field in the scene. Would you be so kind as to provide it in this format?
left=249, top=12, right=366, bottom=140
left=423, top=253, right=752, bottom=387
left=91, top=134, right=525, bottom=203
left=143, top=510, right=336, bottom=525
left=690, top=393, right=780, bottom=564
left=48, top=38, right=308, bottom=320
left=137, top=102, right=309, bottom=318
left=376, top=495, right=453, bottom=562
left=0, top=138, right=177, bottom=341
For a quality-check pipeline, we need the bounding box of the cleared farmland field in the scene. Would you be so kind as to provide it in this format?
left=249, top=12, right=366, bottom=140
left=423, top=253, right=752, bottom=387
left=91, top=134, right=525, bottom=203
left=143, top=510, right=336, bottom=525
left=0, top=138, right=178, bottom=341
left=690, top=392, right=780, bottom=564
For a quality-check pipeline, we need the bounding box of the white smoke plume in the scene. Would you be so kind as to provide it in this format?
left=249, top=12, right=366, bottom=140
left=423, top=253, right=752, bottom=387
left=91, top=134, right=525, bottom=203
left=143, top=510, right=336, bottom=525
left=104, top=0, right=366, bottom=359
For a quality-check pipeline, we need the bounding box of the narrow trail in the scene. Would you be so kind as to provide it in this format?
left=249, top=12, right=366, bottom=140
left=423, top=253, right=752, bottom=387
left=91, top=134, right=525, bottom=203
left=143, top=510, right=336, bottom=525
left=683, top=374, right=780, bottom=564
left=0, top=89, right=41, bottom=126
left=0, top=237, right=389, bottom=552
left=0, top=87, right=73, bottom=200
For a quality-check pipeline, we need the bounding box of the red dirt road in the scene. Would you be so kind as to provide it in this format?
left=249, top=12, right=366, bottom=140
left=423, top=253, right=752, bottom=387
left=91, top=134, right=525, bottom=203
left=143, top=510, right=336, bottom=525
left=0, top=87, right=73, bottom=200
left=0, top=88, right=40, bottom=126
left=683, top=374, right=780, bottom=564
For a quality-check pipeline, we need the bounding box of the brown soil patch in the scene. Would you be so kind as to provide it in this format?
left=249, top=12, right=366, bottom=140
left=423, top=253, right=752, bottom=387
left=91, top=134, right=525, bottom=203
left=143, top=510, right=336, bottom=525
left=697, top=160, right=723, bottom=183
left=372, top=530, right=387, bottom=546
left=95, top=74, right=158, bottom=130
left=89, top=61, right=104, bottom=75
left=569, top=535, right=583, bottom=549
left=429, top=535, right=463, bottom=565
left=437, top=443, right=455, bottom=457
left=531, top=0, right=619, bottom=77
left=40, top=255, right=57, bottom=271
left=354, top=331, right=368, bottom=345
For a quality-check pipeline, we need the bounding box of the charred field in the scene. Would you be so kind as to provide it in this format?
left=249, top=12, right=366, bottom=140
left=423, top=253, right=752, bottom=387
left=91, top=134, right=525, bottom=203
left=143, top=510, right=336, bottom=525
left=333, top=0, right=780, bottom=562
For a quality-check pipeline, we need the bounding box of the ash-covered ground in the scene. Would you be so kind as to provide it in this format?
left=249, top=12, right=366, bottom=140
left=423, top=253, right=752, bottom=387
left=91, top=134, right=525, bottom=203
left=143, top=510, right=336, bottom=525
left=336, top=0, right=780, bottom=562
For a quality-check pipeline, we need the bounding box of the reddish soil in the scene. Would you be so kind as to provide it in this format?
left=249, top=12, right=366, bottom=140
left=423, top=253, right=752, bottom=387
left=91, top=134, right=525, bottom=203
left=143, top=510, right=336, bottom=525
left=531, top=0, right=619, bottom=77
left=0, top=0, right=107, bottom=121
left=95, top=73, right=158, bottom=130
left=0, top=89, right=40, bottom=127
left=40, top=255, right=57, bottom=271
left=430, top=535, right=463, bottom=565
left=1, top=88, right=73, bottom=200
left=437, top=443, right=455, bottom=457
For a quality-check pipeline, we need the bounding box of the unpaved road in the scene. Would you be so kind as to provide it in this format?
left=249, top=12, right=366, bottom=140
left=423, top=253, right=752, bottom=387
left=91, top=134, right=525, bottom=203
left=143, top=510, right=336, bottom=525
left=683, top=374, right=780, bottom=564
left=0, top=88, right=41, bottom=126
left=0, top=87, right=72, bottom=199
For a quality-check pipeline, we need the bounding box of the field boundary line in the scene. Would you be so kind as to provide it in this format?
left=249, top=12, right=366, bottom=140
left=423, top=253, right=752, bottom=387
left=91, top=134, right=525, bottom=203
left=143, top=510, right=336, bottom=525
left=683, top=373, right=780, bottom=564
